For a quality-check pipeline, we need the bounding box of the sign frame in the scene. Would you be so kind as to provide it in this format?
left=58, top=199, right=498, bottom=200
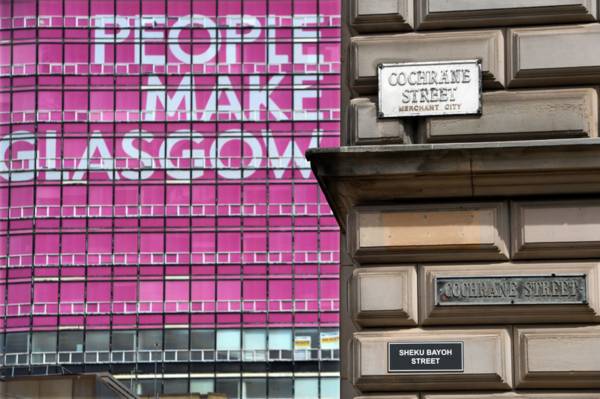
left=377, top=59, right=483, bottom=118
left=434, top=274, right=588, bottom=307
left=387, top=341, right=464, bottom=373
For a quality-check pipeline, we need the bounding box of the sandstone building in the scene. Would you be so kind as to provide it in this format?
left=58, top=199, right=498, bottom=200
left=308, top=1, right=600, bottom=397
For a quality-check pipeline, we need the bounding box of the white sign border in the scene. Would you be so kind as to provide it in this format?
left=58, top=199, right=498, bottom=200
left=377, top=59, right=483, bottom=119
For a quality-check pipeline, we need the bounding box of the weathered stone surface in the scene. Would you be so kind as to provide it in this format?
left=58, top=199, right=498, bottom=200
left=508, top=24, right=600, bottom=87
left=356, top=396, right=418, bottom=399
left=306, top=140, right=600, bottom=230
left=350, top=30, right=504, bottom=94
left=349, top=98, right=413, bottom=145
left=512, top=199, right=600, bottom=259
left=515, top=325, right=600, bottom=388
left=425, top=393, right=600, bottom=399
left=420, top=262, right=600, bottom=325
left=351, top=266, right=418, bottom=327
left=348, top=203, right=509, bottom=263
left=341, top=263, right=358, bottom=381
left=352, top=328, right=512, bottom=391
left=419, top=88, right=598, bottom=143
left=416, top=0, right=597, bottom=30
left=350, top=0, right=413, bottom=33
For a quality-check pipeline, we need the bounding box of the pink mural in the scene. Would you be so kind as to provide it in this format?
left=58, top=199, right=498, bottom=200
left=0, top=0, right=341, bottom=331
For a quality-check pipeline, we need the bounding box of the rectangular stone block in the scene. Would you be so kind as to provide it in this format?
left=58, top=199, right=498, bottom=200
left=420, top=262, right=600, bottom=325
left=416, top=0, right=597, bottom=30
left=352, top=328, right=512, bottom=391
left=515, top=325, right=600, bottom=388
left=356, top=396, right=418, bottom=399
left=509, top=24, right=600, bottom=87
left=350, top=0, right=414, bottom=33
left=351, top=266, right=418, bottom=327
left=419, top=88, right=598, bottom=143
left=350, top=30, right=504, bottom=94
left=348, top=203, right=509, bottom=263
left=512, top=199, right=600, bottom=259
left=349, top=98, right=414, bottom=145
left=425, top=393, right=600, bottom=399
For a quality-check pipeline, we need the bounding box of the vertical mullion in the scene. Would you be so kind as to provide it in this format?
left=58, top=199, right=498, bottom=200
left=239, top=0, right=246, bottom=396
left=81, top=0, right=91, bottom=372
left=264, top=0, right=271, bottom=396
left=290, top=0, right=297, bottom=394
left=2, top=0, right=13, bottom=368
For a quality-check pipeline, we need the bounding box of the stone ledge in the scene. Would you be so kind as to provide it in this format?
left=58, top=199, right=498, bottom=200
left=515, top=325, right=600, bottom=388
left=306, top=139, right=600, bottom=231
left=420, top=262, right=600, bottom=325
left=350, top=30, right=504, bottom=94
left=350, top=0, right=414, bottom=33
left=419, top=88, right=598, bottom=143
left=416, top=0, right=597, bottom=30
left=424, top=393, right=600, bottom=399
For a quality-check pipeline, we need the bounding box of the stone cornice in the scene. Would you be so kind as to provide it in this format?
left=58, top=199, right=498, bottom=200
left=306, top=139, right=600, bottom=231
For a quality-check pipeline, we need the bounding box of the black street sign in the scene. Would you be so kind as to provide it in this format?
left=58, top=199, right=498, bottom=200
left=388, top=342, right=464, bottom=373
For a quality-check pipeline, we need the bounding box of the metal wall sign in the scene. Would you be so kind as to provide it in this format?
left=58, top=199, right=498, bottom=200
left=436, top=275, right=587, bottom=306
left=378, top=60, right=482, bottom=118
left=388, top=342, right=464, bottom=373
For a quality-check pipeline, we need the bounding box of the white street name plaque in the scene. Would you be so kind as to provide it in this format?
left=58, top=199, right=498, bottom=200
left=378, top=60, right=482, bottom=118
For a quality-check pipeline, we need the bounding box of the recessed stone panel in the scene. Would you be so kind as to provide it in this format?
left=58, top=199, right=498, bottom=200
left=349, top=98, right=413, bottom=145
left=350, top=0, right=414, bottom=33
left=509, top=24, right=600, bottom=87
left=348, top=203, right=509, bottom=263
left=352, top=328, right=512, bottom=391
left=416, top=0, right=597, bottom=30
left=355, top=396, right=418, bottom=399
left=425, top=393, right=600, bottom=399
left=515, top=325, right=600, bottom=388
left=350, top=30, right=504, bottom=94
left=512, top=199, right=600, bottom=259
left=419, top=88, right=598, bottom=143
left=351, top=266, right=418, bottom=327
left=420, top=262, right=600, bottom=325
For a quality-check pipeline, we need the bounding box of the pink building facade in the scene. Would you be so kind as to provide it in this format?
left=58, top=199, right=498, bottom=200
left=0, top=0, right=340, bottom=396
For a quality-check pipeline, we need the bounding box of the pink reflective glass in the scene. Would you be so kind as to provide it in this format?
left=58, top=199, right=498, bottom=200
left=2, top=0, right=340, bottom=332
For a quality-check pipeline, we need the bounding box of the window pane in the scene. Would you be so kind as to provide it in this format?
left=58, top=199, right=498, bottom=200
left=6, top=333, right=29, bottom=353
left=243, top=329, right=266, bottom=350
left=59, top=331, right=83, bottom=352
left=320, top=378, right=340, bottom=399
left=294, top=328, right=318, bottom=349
left=294, top=378, right=318, bottom=399
left=163, top=379, right=188, bottom=394
left=268, top=378, right=292, bottom=399
left=165, top=330, right=188, bottom=350
left=112, top=331, right=135, bottom=350
left=216, top=379, right=240, bottom=399
left=138, top=330, right=162, bottom=350
left=191, top=330, right=214, bottom=350
left=320, top=329, right=339, bottom=350
left=190, top=379, right=214, bottom=394
left=243, top=378, right=266, bottom=399
left=32, top=332, right=57, bottom=352
left=135, top=380, right=157, bottom=396
left=268, top=329, right=292, bottom=350
left=85, top=331, right=109, bottom=351
left=217, top=330, right=240, bottom=351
